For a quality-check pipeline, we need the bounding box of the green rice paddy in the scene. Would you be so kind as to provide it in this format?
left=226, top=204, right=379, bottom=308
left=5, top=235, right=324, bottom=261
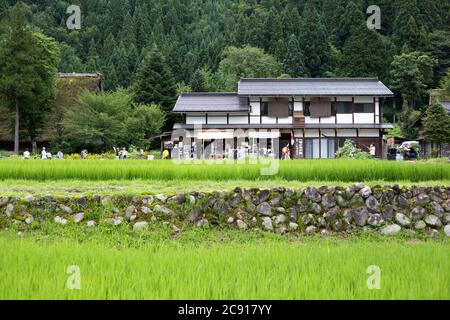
left=0, top=229, right=448, bottom=300
left=0, top=159, right=448, bottom=182
left=1, top=158, right=448, bottom=300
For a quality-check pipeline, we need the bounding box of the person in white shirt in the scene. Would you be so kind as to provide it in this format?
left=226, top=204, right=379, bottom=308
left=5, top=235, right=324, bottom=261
left=369, top=144, right=376, bottom=158
left=41, top=147, right=47, bottom=160
left=56, top=151, right=64, bottom=159
left=23, top=150, right=30, bottom=160
left=122, top=148, right=128, bottom=159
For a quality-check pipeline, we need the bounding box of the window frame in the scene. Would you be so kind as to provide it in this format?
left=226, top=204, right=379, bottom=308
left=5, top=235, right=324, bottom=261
left=304, top=101, right=311, bottom=116
left=260, top=101, right=269, bottom=116
left=355, top=103, right=375, bottom=113
left=335, top=102, right=353, bottom=114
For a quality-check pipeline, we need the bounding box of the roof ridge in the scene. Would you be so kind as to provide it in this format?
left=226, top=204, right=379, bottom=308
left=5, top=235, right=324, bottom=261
left=180, top=92, right=238, bottom=96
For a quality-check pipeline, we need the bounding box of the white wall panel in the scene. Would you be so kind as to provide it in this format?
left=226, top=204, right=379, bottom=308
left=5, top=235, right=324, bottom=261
left=359, top=129, right=380, bottom=137
left=354, top=113, right=374, bottom=123
left=320, top=117, right=336, bottom=124
left=375, top=101, right=380, bottom=124
left=321, top=129, right=335, bottom=137
left=354, top=96, right=374, bottom=103
left=278, top=117, right=293, bottom=124
left=305, top=116, right=320, bottom=124
left=208, top=116, right=228, bottom=124
left=229, top=116, right=248, bottom=124
left=336, top=114, right=353, bottom=123
left=294, top=102, right=303, bottom=111
left=337, top=129, right=357, bottom=137
left=250, top=102, right=260, bottom=116
left=305, top=129, right=320, bottom=138
left=186, top=115, right=206, bottom=125
left=261, top=117, right=277, bottom=124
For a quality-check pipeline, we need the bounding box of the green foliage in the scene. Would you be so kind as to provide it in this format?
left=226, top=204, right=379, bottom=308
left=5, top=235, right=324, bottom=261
left=337, top=27, right=392, bottom=80
left=425, top=30, right=450, bottom=85
left=124, top=104, right=166, bottom=149
left=61, top=89, right=164, bottom=153
left=440, top=70, right=450, bottom=98
left=0, top=2, right=59, bottom=152
left=390, top=51, right=437, bottom=108
left=385, top=123, right=405, bottom=139
left=190, top=69, right=207, bottom=92
left=282, top=34, right=307, bottom=77
left=422, top=101, right=450, bottom=144
left=335, top=139, right=372, bottom=160
left=337, top=0, right=365, bottom=47
left=131, top=45, right=176, bottom=124
left=216, top=46, right=283, bottom=91
left=299, top=3, right=332, bottom=77
left=0, top=0, right=449, bottom=146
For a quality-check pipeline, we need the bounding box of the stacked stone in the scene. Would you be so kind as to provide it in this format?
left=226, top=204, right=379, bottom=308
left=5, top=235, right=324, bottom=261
left=1, top=184, right=449, bottom=237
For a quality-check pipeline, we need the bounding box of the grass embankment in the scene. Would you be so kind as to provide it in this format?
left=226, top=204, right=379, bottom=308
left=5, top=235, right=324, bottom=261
left=0, top=227, right=448, bottom=300
left=0, top=159, right=448, bottom=182
left=1, top=179, right=449, bottom=197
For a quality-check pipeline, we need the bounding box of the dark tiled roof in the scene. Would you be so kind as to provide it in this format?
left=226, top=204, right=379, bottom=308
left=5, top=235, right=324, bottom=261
left=173, top=93, right=248, bottom=113
left=238, top=78, right=394, bottom=97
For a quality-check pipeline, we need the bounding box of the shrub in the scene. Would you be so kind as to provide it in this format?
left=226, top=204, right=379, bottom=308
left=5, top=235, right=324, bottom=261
left=335, top=140, right=372, bottom=160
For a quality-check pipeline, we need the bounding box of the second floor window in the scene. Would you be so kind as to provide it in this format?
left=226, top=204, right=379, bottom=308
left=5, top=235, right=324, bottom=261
left=304, top=102, right=311, bottom=116
left=355, top=103, right=375, bottom=113
left=336, top=102, right=353, bottom=114
left=261, top=101, right=269, bottom=116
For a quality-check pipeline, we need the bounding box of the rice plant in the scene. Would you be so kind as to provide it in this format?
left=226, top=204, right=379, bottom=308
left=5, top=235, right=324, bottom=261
left=0, top=233, right=448, bottom=300
left=0, top=159, right=448, bottom=182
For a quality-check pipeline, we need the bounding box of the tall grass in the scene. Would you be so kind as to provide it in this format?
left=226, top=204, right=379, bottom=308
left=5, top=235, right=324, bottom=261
left=0, top=234, right=448, bottom=299
left=0, top=159, right=448, bottom=182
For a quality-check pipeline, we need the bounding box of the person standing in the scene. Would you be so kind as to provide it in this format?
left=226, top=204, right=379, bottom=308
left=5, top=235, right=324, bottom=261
left=369, top=144, right=376, bottom=159
left=23, top=149, right=30, bottom=160
left=41, top=147, right=47, bottom=160
left=115, top=147, right=120, bottom=160
left=122, top=148, right=128, bottom=159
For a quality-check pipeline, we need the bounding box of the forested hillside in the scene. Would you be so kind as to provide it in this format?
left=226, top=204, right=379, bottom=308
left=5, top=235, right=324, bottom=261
left=1, top=0, right=450, bottom=129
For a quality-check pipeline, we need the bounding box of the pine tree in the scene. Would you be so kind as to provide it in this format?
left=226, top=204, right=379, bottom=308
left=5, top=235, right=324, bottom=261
left=422, top=101, right=450, bottom=155
left=401, top=17, right=427, bottom=52
left=85, top=39, right=100, bottom=72
left=299, top=3, right=332, bottom=77
left=190, top=69, right=206, bottom=92
left=0, top=2, right=59, bottom=153
left=59, top=43, right=84, bottom=73
left=113, top=42, right=131, bottom=88
left=131, top=45, right=177, bottom=128
left=337, top=27, right=392, bottom=81
left=282, top=34, right=307, bottom=77
left=393, top=0, right=420, bottom=48
left=337, top=0, right=365, bottom=47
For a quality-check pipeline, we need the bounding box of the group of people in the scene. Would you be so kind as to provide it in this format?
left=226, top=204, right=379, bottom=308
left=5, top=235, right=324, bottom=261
left=114, top=147, right=128, bottom=160
left=22, top=148, right=64, bottom=160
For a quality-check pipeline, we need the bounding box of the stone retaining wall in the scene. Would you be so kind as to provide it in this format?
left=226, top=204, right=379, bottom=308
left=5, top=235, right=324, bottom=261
left=1, top=184, right=450, bottom=237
